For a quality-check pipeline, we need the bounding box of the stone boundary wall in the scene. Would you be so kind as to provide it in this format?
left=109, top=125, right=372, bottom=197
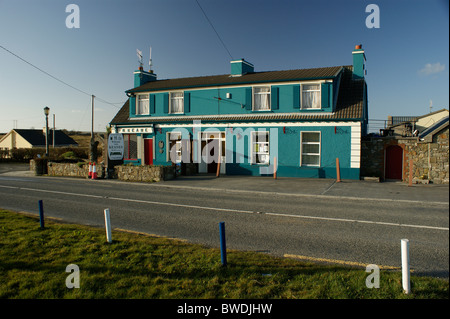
left=46, top=162, right=105, bottom=179
left=361, top=126, right=449, bottom=184
left=32, top=161, right=177, bottom=182
left=114, top=165, right=175, bottom=182
left=400, top=126, right=449, bottom=184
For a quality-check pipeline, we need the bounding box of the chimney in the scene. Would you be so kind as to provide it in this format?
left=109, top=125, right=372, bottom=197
left=134, top=66, right=157, bottom=87
left=230, top=59, right=254, bottom=76
left=352, top=44, right=366, bottom=80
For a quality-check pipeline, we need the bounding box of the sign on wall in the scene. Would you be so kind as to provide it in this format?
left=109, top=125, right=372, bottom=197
left=108, top=133, right=124, bottom=160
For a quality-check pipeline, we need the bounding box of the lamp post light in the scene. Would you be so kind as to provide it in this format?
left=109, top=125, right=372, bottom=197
left=44, top=106, right=50, bottom=157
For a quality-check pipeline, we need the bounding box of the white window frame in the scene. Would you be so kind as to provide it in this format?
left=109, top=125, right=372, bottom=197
left=300, top=131, right=321, bottom=167
left=252, top=86, right=271, bottom=111
left=251, top=131, right=270, bottom=165
left=300, top=83, right=321, bottom=110
left=166, top=132, right=182, bottom=163
left=169, top=91, right=184, bottom=114
left=136, top=94, right=150, bottom=115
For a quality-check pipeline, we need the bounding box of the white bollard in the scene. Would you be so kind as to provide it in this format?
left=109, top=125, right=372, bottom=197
left=104, top=208, right=112, bottom=243
left=401, top=239, right=410, bottom=294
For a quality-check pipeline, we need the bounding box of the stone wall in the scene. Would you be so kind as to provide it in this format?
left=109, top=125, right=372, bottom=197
left=400, top=126, right=449, bottom=184
left=114, top=165, right=175, bottom=182
left=361, top=137, right=385, bottom=178
left=361, top=126, right=449, bottom=184
left=41, top=162, right=175, bottom=182
left=30, top=160, right=184, bottom=182
left=47, top=162, right=105, bottom=179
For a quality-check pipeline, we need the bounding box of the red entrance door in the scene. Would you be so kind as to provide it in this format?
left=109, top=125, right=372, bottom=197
left=385, top=145, right=403, bottom=180
left=144, top=139, right=153, bottom=165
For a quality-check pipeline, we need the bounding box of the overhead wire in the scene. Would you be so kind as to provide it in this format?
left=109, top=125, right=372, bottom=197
left=195, top=0, right=234, bottom=60
left=0, top=45, right=123, bottom=109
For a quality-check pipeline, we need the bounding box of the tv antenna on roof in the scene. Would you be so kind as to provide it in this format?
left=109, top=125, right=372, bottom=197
left=149, top=47, right=153, bottom=72
left=136, top=48, right=143, bottom=69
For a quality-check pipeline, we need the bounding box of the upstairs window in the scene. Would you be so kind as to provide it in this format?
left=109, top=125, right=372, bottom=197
left=137, top=94, right=149, bottom=115
left=170, top=92, right=184, bottom=114
left=301, top=84, right=321, bottom=109
left=253, top=87, right=271, bottom=111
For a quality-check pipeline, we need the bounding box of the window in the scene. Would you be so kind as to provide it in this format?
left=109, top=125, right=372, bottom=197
left=301, top=132, right=320, bottom=166
left=252, top=131, right=270, bottom=164
left=301, top=84, right=321, bottom=109
left=170, top=92, right=184, bottom=114
left=253, top=87, right=271, bottom=111
left=124, top=134, right=138, bottom=160
left=137, top=94, right=149, bottom=115
left=167, top=132, right=182, bottom=163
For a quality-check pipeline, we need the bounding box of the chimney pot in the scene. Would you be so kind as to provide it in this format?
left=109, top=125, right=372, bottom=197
left=355, top=44, right=362, bottom=50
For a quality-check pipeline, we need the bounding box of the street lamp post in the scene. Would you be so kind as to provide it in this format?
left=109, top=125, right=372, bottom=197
left=44, top=106, right=50, bottom=157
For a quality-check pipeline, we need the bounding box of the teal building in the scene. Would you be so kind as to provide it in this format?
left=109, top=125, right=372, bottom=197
left=110, top=45, right=368, bottom=179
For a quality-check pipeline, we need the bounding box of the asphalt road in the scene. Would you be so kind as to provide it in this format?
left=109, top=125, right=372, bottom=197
left=0, top=168, right=448, bottom=279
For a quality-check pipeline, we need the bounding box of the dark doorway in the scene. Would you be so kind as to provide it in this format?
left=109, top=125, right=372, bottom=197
left=385, top=145, right=403, bottom=180
left=144, top=139, right=153, bottom=165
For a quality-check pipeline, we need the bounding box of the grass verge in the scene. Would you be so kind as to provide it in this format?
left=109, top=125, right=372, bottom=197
left=0, top=209, right=448, bottom=299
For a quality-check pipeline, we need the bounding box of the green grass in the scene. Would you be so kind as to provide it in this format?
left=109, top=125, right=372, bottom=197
left=0, top=209, right=448, bottom=299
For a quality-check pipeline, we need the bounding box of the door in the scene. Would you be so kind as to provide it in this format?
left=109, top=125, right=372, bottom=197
left=144, top=138, right=154, bottom=165
left=199, top=132, right=226, bottom=174
left=385, top=145, right=403, bottom=180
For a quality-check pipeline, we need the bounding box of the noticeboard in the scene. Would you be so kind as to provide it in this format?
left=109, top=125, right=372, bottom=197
left=108, top=133, right=124, bottom=160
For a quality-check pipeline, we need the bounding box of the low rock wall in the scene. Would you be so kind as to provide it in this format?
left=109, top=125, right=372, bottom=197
left=36, top=161, right=175, bottom=182
left=114, top=165, right=175, bottom=182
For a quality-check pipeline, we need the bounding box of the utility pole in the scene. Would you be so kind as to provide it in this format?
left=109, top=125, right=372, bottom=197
left=91, top=95, right=95, bottom=138
left=52, top=114, right=55, bottom=148
left=90, top=95, right=98, bottom=164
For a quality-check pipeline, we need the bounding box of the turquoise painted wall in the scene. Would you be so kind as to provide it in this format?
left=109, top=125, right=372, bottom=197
left=125, top=124, right=359, bottom=180
left=129, top=80, right=336, bottom=119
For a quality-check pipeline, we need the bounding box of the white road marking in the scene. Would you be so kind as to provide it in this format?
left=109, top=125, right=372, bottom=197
left=0, top=184, right=448, bottom=231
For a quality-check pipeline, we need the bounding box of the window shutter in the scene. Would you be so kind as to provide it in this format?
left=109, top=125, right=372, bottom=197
left=149, top=94, right=155, bottom=114
left=129, top=96, right=136, bottom=116
left=321, top=82, right=331, bottom=109
left=271, top=86, right=279, bottom=110
left=245, top=88, right=252, bottom=110
left=163, top=93, right=169, bottom=114
left=293, top=85, right=300, bottom=109
left=184, top=92, right=190, bottom=113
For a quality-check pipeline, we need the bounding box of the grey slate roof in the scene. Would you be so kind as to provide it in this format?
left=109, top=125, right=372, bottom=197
left=126, top=66, right=344, bottom=93
left=11, top=129, right=78, bottom=147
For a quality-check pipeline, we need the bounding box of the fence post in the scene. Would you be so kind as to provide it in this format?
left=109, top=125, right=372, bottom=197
left=408, top=159, right=413, bottom=187
left=216, top=160, right=221, bottom=178
left=336, top=158, right=341, bottom=182
left=401, top=239, right=411, bottom=294
left=38, top=200, right=44, bottom=229
left=104, top=209, right=112, bottom=243
left=219, top=222, right=227, bottom=267
left=273, top=157, right=277, bottom=179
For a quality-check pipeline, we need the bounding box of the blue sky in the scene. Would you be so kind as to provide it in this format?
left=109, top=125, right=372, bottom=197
left=0, top=0, right=448, bottom=133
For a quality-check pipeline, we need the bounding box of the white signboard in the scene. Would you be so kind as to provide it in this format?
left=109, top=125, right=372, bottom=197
left=108, top=133, right=124, bottom=160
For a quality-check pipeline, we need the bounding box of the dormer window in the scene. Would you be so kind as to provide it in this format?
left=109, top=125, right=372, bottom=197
left=170, top=92, right=184, bottom=114
left=137, top=94, right=149, bottom=115
left=253, top=87, right=271, bottom=111
left=301, top=84, right=321, bottom=109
